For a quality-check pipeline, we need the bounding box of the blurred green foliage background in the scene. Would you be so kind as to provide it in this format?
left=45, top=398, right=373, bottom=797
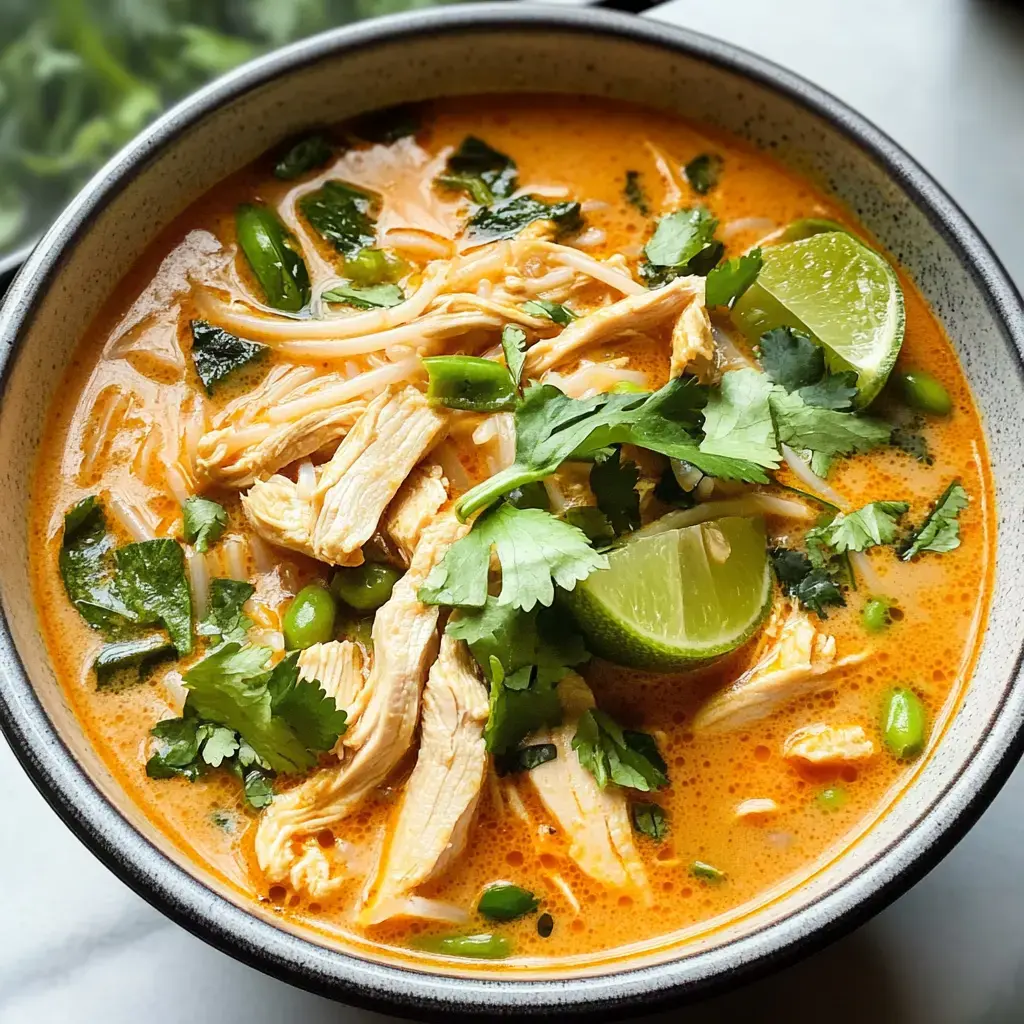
left=0, top=0, right=452, bottom=255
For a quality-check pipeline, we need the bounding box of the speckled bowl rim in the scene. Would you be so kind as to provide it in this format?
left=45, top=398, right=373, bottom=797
left=2, top=5, right=1024, bottom=1019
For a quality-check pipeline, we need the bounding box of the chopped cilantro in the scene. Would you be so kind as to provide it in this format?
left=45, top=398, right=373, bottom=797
left=94, top=634, right=175, bottom=686
left=891, top=420, right=933, bottom=465
left=770, top=388, right=891, bottom=463
left=699, top=368, right=780, bottom=470
left=114, top=540, right=193, bottom=655
left=437, top=136, right=517, bottom=206
left=590, top=448, right=640, bottom=535
left=632, top=801, right=669, bottom=841
left=563, top=506, right=616, bottom=545
left=183, top=497, right=227, bottom=554
left=759, top=326, right=858, bottom=411
left=300, top=180, right=378, bottom=258
left=572, top=710, right=668, bottom=792
left=623, top=169, right=650, bottom=215
left=901, top=481, right=968, bottom=560
left=770, top=547, right=846, bottom=618
left=321, top=282, right=405, bottom=309
left=501, top=325, right=527, bottom=392
left=810, top=501, right=910, bottom=553
left=197, top=578, right=254, bottom=645
left=640, top=206, right=721, bottom=286
left=684, top=153, right=723, bottom=195
left=273, top=134, right=332, bottom=180
left=189, top=320, right=266, bottom=395
left=523, top=299, right=577, bottom=325
left=495, top=742, right=557, bottom=775
left=349, top=104, right=420, bottom=144
left=705, top=248, right=762, bottom=307
left=467, top=196, right=582, bottom=243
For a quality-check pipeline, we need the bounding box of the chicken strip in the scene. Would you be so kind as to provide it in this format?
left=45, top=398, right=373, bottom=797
left=526, top=673, right=649, bottom=896
left=312, top=386, right=449, bottom=566
left=693, top=600, right=868, bottom=734
left=297, top=640, right=370, bottom=752
left=782, top=723, right=876, bottom=765
left=254, top=512, right=467, bottom=897
left=670, top=294, right=716, bottom=379
left=197, top=366, right=365, bottom=488
left=525, top=274, right=706, bottom=375
left=382, top=462, right=449, bottom=566
left=360, top=634, right=489, bottom=924
left=240, top=474, right=316, bottom=558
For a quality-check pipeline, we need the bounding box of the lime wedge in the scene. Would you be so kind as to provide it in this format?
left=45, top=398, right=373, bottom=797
left=566, top=517, right=771, bottom=671
left=732, top=231, right=905, bottom=406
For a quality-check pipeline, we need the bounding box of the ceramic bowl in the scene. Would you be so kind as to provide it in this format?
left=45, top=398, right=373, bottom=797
left=1, top=4, right=1023, bottom=1018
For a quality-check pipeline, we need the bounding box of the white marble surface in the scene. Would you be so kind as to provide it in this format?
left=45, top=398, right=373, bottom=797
left=4, top=1, right=1024, bottom=1021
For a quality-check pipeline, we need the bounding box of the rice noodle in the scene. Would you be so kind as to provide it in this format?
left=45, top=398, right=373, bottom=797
left=187, top=549, right=210, bottom=619
left=523, top=241, right=644, bottom=296
left=223, top=537, right=248, bottom=581
left=542, top=477, right=568, bottom=515
left=433, top=441, right=471, bottom=493
left=107, top=492, right=159, bottom=541
left=162, top=463, right=191, bottom=506
left=503, top=781, right=531, bottom=824
left=544, top=359, right=647, bottom=399
left=849, top=550, right=884, bottom=593
left=711, top=322, right=757, bottom=369
left=371, top=896, right=470, bottom=926
left=547, top=873, right=581, bottom=915
left=383, top=228, right=454, bottom=261
left=635, top=495, right=815, bottom=538
left=780, top=444, right=849, bottom=509
left=574, top=226, right=607, bottom=249
left=249, top=535, right=275, bottom=574
left=296, top=461, right=317, bottom=500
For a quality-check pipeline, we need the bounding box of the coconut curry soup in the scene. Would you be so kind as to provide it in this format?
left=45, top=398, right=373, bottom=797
left=32, top=95, right=992, bottom=972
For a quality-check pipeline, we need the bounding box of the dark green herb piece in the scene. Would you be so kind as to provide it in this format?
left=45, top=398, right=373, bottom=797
left=881, top=687, right=927, bottom=760
left=240, top=766, right=275, bottom=809
left=183, top=496, right=227, bottom=553
left=197, top=579, right=254, bottom=646
left=796, top=371, right=860, bottom=411
left=640, top=206, right=721, bottom=286
left=274, top=134, right=332, bottom=180
left=189, top=320, right=267, bottom=395
left=523, top=299, right=577, bottom=325
left=283, top=584, right=337, bottom=651
left=705, top=248, right=762, bottom=307
left=769, top=389, right=891, bottom=463
left=321, top=282, right=404, bottom=309
left=467, top=196, right=582, bottom=243
left=437, top=136, right=517, bottom=205
left=590, top=448, right=640, bottom=535
left=690, top=860, right=726, bottom=883
left=572, top=710, right=668, bottom=793
left=631, top=802, right=669, bottom=841
left=653, top=466, right=696, bottom=509
left=331, top=563, right=403, bottom=612
left=537, top=913, right=554, bottom=938
left=901, top=480, right=968, bottom=560
left=300, top=180, right=378, bottom=258
left=495, top=743, right=557, bottom=775
left=770, top=547, right=846, bottom=618
left=759, top=326, right=859, bottom=411
left=350, top=104, right=421, bottom=144
left=146, top=715, right=209, bottom=782
left=623, top=170, right=650, bottom=215
left=415, top=934, right=512, bottom=960
left=563, top=507, right=616, bottom=545
left=478, top=883, right=539, bottom=921
left=95, top=634, right=175, bottom=685
left=506, top=481, right=549, bottom=511
left=809, top=501, right=909, bottom=554
left=890, top=420, right=933, bottom=465
left=235, top=203, right=311, bottom=312
left=423, top=355, right=518, bottom=413
left=114, top=540, right=193, bottom=655
left=501, top=325, right=528, bottom=392
left=684, top=153, right=723, bottom=195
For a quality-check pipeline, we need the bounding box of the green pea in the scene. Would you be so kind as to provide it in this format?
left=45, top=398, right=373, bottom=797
left=415, top=933, right=512, bottom=960
left=283, top=584, right=336, bottom=650
left=478, top=883, right=539, bottom=922
left=818, top=786, right=848, bottom=812
left=345, top=246, right=406, bottom=285
left=899, top=370, right=952, bottom=416
left=882, top=687, right=927, bottom=760
left=331, top=563, right=403, bottom=612
left=862, top=597, right=893, bottom=634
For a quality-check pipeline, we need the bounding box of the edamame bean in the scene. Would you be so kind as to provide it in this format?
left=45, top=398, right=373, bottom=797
left=861, top=597, right=893, bottom=634
left=899, top=370, right=952, bottom=416
left=331, top=563, right=403, bottom=612
left=817, top=786, right=848, bottom=812
left=283, top=584, right=336, bottom=650
left=882, top=687, right=927, bottom=760
left=478, top=883, right=539, bottom=922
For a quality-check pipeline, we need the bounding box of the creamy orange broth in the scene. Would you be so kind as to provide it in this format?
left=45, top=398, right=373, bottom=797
left=30, top=95, right=993, bottom=971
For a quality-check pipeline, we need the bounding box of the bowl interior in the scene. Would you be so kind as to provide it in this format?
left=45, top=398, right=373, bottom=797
left=1, top=6, right=1023, bottom=1011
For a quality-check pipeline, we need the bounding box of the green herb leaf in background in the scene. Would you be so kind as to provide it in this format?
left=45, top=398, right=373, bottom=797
left=273, top=133, right=332, bottom=180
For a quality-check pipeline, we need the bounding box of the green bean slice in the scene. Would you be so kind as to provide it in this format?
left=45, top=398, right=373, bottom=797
left=882, top=687, right=927, bottom=760
left=236, top=203, right=310, bottom=312
left=423, top=355, right=517, bottom=412
left=416, top=933, right=512, bottom=960
left=331, top=564, right=402, bottom=612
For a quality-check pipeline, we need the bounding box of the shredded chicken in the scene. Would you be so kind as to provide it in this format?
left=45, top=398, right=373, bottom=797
left=240, top=474, right=316, bottom=558
left=525, top=274, right=706, bottom=374
left=360, top=634, right=489, bottom=923
left=297, top=641, right=370, bottom=751
left=255, top=512, right=467, bottom=897
left=311, top=386, right=449, bottom=566
left=670, top=292, right=717, bottom=379
left=526, top=673, right=650, bottom=897
left=383, top=462, right=449, bottom=565
left=782, top=723, right=876, bottom=765
left=693, top=599, right=868, bottom=733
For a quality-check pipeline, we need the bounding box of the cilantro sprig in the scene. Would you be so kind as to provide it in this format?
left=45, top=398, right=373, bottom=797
left=901, top=481, right=968, bottom=559
left=572, top=710, right=668, bottom=792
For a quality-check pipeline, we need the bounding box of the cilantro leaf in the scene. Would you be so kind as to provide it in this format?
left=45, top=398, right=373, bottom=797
left=815, top=501, right=910, bottom=553
left=321, top=282, right=404, bottom=309
left=699, top=368, right=780, bottom=470
left=564, top=506, right=616, bottom=545
left=350, top=104, right=420, bottom=144
left=300, top=180, right=378, bottom=258
left=501, top=324, right=527, bottom=392
left=146, top=716, right=206, bottom=781
left=901, top=481, right=968, bottom=559
left=770, top=388, right=891, bottom=460
left=467, top=196, right=582, bottom=243
left=705, top=248, right=762, bottom=308
left=267, top=652, right=350, bottom=753
left=273, top=134, right=332, bottom=180
left=797, top=371, right=859, bottom=411
left=484, top=658, right=561, bottom=756
left=759, top=327, right=824, bottom=390
left=523, top=299, right=577, bottom=326
left=770, top=547, right=846, bottom=618
left=437, top=136, right=517, bottom=205
left=572, top=710, right=668, bottom=792
left=640, top=206, right=721, bottom=286
left=590, top=448, right=640, bottom=535
left=240, top=767, right=275, bottom=809
left=891, top=420, right=933, bottom=465
left=624, top=170, right=649, bottom=215
left=201, top=726, right=239, bottom=768
left=190, top=320, right=266, bottom=395
left=632, top=801, right=669, bottom=841
left=420, top=503, right=607, bottom=612
left=684, top=153, right=723, bottom=195
left=495, top=743, right=558, bottom=775
left=113, top=540, right=193, bottom=656
left=94, top=635, right=176, bottom=686
left=198, top=578, right=254, bottom=645
left=183, top=497, right=227, bottom=553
